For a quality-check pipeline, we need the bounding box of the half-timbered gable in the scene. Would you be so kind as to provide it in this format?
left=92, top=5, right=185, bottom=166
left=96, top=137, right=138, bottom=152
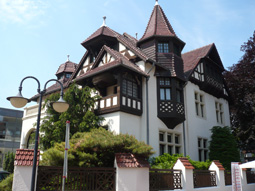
left=182, top=43, right=228, bottom=99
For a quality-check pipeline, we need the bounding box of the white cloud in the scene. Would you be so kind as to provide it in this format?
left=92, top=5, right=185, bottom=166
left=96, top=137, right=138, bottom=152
left=0, top=0, right=47, bottom=23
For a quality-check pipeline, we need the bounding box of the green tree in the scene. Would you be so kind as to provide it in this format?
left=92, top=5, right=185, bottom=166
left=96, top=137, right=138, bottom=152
left=3, top=152, right=15, bottom=173
left=40, top=84, right=104, bottom=149
left=224, top=31, right=255, bottom=151
left=41, top=128, right=154, bottom=167
left=209, top=126, right=240, bottom=170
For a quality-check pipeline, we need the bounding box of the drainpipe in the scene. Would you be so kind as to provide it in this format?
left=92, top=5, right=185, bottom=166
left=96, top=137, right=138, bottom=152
left=182, top=81, right=188, bottom=156
left=146, top=62, right=155, bottom=145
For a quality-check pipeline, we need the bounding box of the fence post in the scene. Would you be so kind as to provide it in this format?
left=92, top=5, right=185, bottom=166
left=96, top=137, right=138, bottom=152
left=209, top=160, right=225, bottom=189
left=114, top=153, right=150, bottom=191
left=12, top=149, right=40, bottom=191
left=173, top=157, right=194, bottom=191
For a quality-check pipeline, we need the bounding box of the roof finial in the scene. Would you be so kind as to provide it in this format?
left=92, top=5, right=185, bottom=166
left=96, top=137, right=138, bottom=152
left=155, top=0, right=159, bottom=6
left=102, top=16, right=107, bottom=27
left=136, top=33, right=138, bottom=39
left=67, top=55, right=70, bottom=61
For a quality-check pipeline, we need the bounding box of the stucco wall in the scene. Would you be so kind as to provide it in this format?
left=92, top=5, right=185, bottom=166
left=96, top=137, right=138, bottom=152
left=184, top=82, right=231, bottom=160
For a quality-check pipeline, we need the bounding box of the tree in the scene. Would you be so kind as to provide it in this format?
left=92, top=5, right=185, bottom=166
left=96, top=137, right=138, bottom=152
left=3, top=152, right=15, bottom=173
left=209, top=126, right=240, bottom=170
left=40, top=128, right=154, bottom=167
left=224, top=31, right=255, bottom=151
left=40, top=84, right=104, bottom=150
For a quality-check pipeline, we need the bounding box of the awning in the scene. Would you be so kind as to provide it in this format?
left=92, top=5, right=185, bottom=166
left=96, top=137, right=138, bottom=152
left=239, top=160, right=255, bottom=168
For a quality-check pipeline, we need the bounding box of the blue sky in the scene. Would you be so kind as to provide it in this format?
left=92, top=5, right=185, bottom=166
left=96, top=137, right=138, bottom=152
left=1, top=0, right=255, bottom=110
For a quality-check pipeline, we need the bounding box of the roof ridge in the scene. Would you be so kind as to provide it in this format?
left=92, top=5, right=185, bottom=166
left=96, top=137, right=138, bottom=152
left=182, top=43, right=214, bottom=55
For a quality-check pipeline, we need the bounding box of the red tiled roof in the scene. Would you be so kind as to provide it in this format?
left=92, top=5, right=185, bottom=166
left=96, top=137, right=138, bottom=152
left=82, top=26, right=120, bottom=45
left=178, top=157, right=195, bottom=169
left=75, top=45, right=148, bottom=82
left=182, top=43, right=214, bottom=77
left=115, top=153, right=150, bottom=168
left=14, top=149, right=40, bottom=166
left=56, top=61, right=77, bottom=75
left=212, top=160, right=225, bottom=170
left=139, top=4, right=176, bottom=42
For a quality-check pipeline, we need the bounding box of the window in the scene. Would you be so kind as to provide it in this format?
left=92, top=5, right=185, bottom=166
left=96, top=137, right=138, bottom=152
left=192, top=62, right=204, bottom=81
left=0, top=122, right=6, bottom=139
left=195, top=92, right=205, bottom=118
left=66, top=73, right=72, bottom=78
left=159, top=131, right=181, bottom=155
left=159, top=78, right=171, bottom=101
left=158, top=42, right=169, bottom=53
left=215, top=102, right=224, bottom=124
left=122, top=74, right=139, bottom=98
left=198, top=138, right=208, bottom=161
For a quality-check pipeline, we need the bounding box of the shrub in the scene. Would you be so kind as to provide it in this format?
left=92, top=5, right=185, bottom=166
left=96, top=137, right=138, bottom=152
left=3, top=152, right=15, bottom=173
left=0, top=173, right=13, bottom=191
left=150, top=153, right=211, bottom=170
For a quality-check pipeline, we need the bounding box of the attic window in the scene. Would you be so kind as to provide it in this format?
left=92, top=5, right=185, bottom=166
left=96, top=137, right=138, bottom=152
left=158, top=42, right=169, bottom=53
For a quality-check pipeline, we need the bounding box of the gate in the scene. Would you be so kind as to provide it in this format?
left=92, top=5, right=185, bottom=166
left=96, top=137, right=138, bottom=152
left=36, top=166, right=116, bottom=191
left=149, top=169, right=182, bottom=190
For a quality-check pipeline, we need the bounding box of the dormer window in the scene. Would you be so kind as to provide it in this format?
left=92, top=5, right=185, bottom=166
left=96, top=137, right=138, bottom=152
left=158, top=42, right=169, bottom=53
left=159, top=78, right=171, bottom=100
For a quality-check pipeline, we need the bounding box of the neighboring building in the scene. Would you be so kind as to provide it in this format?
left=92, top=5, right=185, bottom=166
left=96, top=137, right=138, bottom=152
left=20, top=1, right=230, bottom=162
left=0, top=108, right=23, bottom=169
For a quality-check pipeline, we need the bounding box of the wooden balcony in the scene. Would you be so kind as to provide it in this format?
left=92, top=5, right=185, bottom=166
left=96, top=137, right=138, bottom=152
left=95, top=94, right=142, bottom=116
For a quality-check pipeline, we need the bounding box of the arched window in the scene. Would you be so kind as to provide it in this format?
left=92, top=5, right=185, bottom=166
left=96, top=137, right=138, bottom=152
left=27, top=131, right=36, bottom=149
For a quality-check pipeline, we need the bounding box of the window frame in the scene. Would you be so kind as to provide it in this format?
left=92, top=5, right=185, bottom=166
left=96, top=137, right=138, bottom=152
left=158, top=42, right=169, bottom=53
left=198, top=138, right=208, bottom=162
left=215, top=101, right=224, bottom=124
left=159, top=130, right=181, bottom=155
left=194, top=92, right=205, bottom=118
left=122, top=74, right=140, bottom=99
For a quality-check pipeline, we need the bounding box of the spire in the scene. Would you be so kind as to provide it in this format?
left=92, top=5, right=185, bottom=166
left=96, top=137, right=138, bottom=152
left=101, top=16, right=107, bottom=27
left=138, top=3, right=176, bottom=43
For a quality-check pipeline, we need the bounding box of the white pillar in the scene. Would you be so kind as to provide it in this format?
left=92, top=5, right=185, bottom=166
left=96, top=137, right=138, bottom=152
left=209, top=160, right=225, bottom=189
left=173, top=157, right=194, bottom=191
left=114, top=153, right=150, bottom=191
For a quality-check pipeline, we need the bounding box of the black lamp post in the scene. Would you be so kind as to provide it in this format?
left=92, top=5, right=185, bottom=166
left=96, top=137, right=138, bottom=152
left=7, top=76, right=69, bottom=191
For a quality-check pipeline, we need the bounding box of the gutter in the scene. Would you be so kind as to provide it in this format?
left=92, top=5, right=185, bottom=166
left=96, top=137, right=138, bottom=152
left=146, top=62, right=155, bottom=145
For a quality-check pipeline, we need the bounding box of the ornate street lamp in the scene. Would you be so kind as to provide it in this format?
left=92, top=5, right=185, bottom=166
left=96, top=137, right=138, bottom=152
left=7, top=76, right=69, bottom=191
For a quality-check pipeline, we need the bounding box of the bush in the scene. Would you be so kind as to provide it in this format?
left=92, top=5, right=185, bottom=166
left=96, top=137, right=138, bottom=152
left=150, top=153, right=211, bottom=170
left=0, top=173, right=13, bottom=191
left=3, top=152, right=15, bottom=173
left=41, top=128, right=154, bottom=167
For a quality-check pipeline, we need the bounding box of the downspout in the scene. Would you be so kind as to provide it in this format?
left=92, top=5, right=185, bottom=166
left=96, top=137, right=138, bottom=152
left=182, top=81, right=188, bottom=156
left=146, top=62, right=155, bottom=145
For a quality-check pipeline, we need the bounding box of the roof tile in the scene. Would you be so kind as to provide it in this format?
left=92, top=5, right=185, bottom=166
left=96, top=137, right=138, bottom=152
left=212, top=160, right=225, bottom=170
left=115, top=153, right=150, bottom=168
left=178, top=157, right=195, bottom=169
left=14, top=149, right=40, bottom=166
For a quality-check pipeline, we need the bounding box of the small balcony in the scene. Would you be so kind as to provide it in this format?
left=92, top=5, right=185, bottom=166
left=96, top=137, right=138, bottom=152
left=94, top=94, right=142, bottom=116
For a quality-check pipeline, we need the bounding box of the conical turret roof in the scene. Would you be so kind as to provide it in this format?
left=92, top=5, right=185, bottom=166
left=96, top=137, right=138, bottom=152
left=139, top=3, right=177, bottom=43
